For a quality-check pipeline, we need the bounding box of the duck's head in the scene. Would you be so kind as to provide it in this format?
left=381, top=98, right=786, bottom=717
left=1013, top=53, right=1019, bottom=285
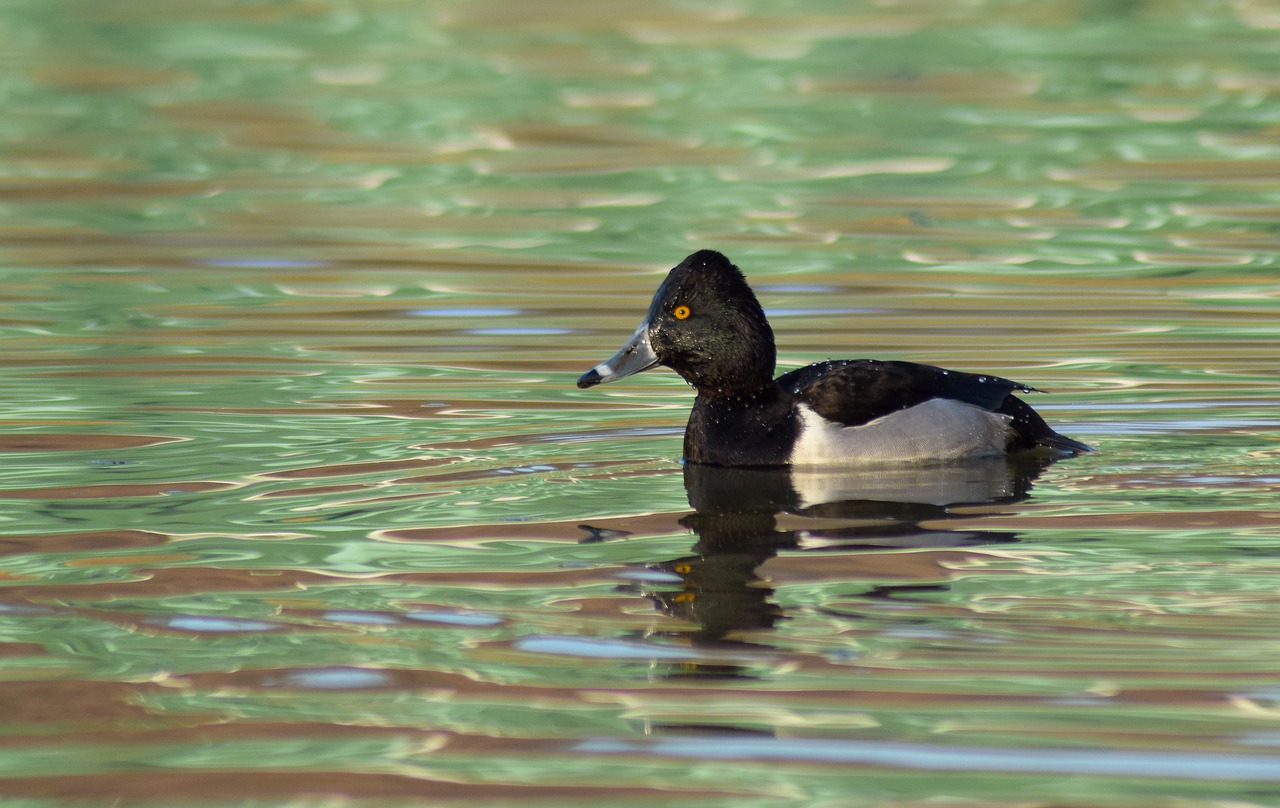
left=577, top=250, right=776, bottom=396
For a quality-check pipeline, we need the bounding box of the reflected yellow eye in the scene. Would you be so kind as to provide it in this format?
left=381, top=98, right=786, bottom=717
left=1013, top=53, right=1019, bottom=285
left=673, top=305, right=691, bottom=320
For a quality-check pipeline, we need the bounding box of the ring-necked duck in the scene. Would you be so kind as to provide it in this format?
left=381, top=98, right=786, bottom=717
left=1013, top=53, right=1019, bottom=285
left=577, top=250, right=1091, bottom=467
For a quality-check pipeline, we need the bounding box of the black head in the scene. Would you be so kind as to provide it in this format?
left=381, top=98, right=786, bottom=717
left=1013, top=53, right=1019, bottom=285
left=648, top=250, right=776, bottom=394
left=577, top=250, right=777, bottom=395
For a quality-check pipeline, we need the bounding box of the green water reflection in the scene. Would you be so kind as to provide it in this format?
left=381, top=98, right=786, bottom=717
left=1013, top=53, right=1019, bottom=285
left=0, top=0, right=1279, bottom=806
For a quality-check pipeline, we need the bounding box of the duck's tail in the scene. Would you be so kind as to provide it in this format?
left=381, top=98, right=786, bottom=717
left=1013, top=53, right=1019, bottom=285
left=999, top=395, right=1092, bottom=455
left=1037, top=429, right=1094, bottom=455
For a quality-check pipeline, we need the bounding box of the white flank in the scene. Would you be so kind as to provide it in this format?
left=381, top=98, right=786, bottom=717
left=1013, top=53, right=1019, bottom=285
left=789, top=399, right=1012, bottom=466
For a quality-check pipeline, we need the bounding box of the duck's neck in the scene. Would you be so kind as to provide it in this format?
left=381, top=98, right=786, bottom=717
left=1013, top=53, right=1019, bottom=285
left=684, top=382, right=799, bottom=467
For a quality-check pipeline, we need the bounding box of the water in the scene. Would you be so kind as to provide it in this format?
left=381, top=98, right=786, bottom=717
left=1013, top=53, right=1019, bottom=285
left=1, top=0, right=1279, bottom=805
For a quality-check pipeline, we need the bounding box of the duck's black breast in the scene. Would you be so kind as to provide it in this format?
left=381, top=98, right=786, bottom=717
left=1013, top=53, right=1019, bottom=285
left=778, top=359, right=1032, bottom=428
left=684, top=386, right=800, bottom=467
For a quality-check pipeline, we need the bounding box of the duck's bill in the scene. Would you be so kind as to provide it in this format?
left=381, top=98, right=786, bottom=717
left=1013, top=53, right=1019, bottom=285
left=576, top=323, right=659, bottom=389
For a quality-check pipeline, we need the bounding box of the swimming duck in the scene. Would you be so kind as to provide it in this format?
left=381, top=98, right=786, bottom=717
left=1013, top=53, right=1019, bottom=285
left=577, top=250, right=1090, bottom=467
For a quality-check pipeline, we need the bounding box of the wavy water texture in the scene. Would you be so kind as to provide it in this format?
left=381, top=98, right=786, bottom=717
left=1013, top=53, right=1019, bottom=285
left=0, top=1, right=1277, bottom=806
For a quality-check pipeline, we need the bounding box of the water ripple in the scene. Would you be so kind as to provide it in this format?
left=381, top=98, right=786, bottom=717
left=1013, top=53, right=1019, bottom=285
left=578, top=737, right=1280, bottom=781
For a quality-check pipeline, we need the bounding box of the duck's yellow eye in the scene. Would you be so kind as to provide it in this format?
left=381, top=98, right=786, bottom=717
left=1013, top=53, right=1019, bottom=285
left=673, top=305, right=691, bottom=320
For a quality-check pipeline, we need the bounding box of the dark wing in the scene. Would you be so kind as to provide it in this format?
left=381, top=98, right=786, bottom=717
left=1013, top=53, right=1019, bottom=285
left=778, top=359, right=1033, bottom=427
left=779, top=359, right=1090, bottom=454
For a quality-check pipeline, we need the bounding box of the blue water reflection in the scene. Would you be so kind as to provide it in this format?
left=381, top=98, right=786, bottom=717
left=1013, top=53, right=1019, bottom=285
left=578, top=736, right=1280, bottom=781
left=152, top=616, right=285, bottom=633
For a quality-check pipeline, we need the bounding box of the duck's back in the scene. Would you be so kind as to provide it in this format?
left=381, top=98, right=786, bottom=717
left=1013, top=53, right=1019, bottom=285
left=780, top=360, right=1089, bottom=463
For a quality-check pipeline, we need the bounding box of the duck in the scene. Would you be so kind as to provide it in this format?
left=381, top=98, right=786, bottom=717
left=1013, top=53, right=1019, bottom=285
left=577, top=250, right=1091, bottom=467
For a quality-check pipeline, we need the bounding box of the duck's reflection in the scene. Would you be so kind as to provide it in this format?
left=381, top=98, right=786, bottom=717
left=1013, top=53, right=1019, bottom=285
left=620, top=454, right=1062, bottom=671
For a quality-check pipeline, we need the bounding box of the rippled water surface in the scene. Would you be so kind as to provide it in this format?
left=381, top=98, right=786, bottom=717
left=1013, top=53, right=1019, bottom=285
left=2, top=1, right=1280, bottom=805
